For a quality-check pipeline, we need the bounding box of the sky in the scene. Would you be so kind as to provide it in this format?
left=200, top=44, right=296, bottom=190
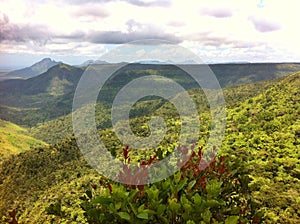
left=0, top=0, right=300, bottom=68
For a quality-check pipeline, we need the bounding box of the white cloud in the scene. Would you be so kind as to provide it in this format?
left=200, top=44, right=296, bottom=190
left=0, top=0, right=300, bottom=65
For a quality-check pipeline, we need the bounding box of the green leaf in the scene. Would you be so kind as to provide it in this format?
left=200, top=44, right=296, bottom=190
left=206, top=180, right=222, bottom=198
left=129, top=202, right=138, bottom=216
left=109, top=203, right=116, bottom=213
left=138, top=204, right=145, bottom=213
left=176, top=178, right=188, bottom=192
left=158, top=215, right=169, bottom=224
left=115, top=202, right=122, bottom=210
left=225, top=216, right=239, bottom=224
left=157, top=204, right=166, bottom=215
left=168, top=198, right=181, bottom=212
left=128, top=189, right=139, bottom=200
left=205, top=199, right=221, bottom=208
left=186, top=221, right=196, bottom=224
left=91, top=196, right=114, bottom=204
left=187, top=179, right=196, bottom=190
left=146, top=187, right=160, bottom=201
left=182, top=203, right=192, bottom=213
left=192, top=193, right=202, bottom=205
left=174, top=171, right=181, bottom=184
left=142, top=209, right=156, bottom=215
left=162, top=178, right=171, bottom=190
left=117, top=212, right=131, bottom=221
left=202, top=209, right=212, bottom=223
left=137, top=212, right=148, bottom=220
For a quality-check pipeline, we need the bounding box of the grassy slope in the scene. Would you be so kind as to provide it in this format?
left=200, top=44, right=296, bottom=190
left=0, top=119, right=46, bottom=162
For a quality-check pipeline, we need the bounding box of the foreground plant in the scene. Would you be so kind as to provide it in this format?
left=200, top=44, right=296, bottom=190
left=80, top=145, right=263, bottom=223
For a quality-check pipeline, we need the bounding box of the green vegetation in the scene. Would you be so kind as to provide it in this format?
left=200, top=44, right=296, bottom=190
left=222, top=72, right=300, bottom=223
left=0, top=137, right=97, bottom=223
left=0, top=119, right=46, bottom=163
left=0, top=64, right=83, bottom=126
left=0, top=63, right=299, bottom=127
left=29, top=77, right=277, bottom=145
left=0, top=64, right=299, bottom=223
left=80, top=145, right=261, bottom=223
left=209, top=63, right=300, bottom=86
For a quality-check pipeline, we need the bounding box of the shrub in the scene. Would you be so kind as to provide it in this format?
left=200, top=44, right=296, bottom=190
left=79, top=145, right=263, bottom=223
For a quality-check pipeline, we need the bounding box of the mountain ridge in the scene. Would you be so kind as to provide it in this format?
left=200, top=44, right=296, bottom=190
left=5, top=58, right=60, bottom=79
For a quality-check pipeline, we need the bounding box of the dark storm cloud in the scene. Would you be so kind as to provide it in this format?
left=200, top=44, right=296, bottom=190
left=249, top=16, right=281, bottom=32
left=65, top=0, right=171, bottom=7
left=0, top=13, right=50, bottom=44
left=201, top=7, right=233, bottom=18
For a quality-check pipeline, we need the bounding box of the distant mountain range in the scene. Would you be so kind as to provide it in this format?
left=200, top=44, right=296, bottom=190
left=4, top=57, right=300, bottom=81
left=1, top=61, right=300, bottom=127
left=77, top=59, right=109, bottom=67
left=5, top=58, right=60, bottom=79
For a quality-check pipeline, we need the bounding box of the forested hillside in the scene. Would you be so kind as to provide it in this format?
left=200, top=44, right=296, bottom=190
left=0, top=70, right=299, bottom=223
left=29, top=77, right=277, bottom=145
left=0, top=63, right=299, bottom=127
left=222, top=72, right=300, bottom=223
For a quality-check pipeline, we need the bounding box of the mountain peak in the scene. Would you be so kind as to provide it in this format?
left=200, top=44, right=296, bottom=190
left=40, top=58, right=54, bottom=63
left=32, top=58, right=58, bottom=66
left=6, top=58, right=60, bottom=79
left=42, top=57, right=52, bottom=61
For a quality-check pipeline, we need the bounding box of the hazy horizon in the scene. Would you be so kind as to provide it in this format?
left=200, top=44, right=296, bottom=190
left=2, top=55, right=300, bottom=70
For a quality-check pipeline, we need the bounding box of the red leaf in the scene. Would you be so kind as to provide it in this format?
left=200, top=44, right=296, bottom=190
left=219, top=156, right=226, bottom=163
left=137, top=185, right=145, bottom=191
left=107, top=184, right=113, bottom=195
left=253, top=216, right=261, bottom=223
